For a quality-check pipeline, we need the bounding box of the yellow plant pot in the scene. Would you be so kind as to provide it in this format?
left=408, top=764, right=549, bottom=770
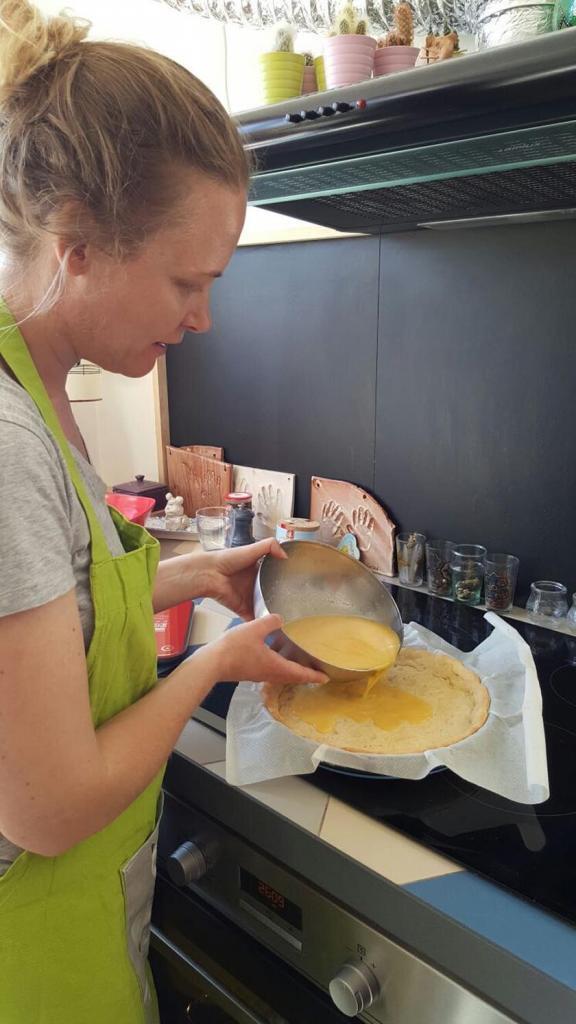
left=260, top=51, right=305, bottom=104
left=314, top=55, right=326, bottom=91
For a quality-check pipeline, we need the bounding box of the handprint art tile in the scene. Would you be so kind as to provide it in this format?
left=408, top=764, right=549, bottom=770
left=310, top=476, right=396, bottom=575
left=232, top=465, right=295, bottom=539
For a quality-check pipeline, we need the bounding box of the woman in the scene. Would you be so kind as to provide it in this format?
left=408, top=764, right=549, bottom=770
left=0, top=3, right=327, bottom=1021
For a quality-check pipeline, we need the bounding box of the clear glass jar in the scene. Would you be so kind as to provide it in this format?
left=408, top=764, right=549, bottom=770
left=426, top=539, right=454, bottom=597
left=450, top=544, right=487, bottom=606
left=484, top=553, right=519, bottom=612
left=396, top=532, right=426, bottom=586
left=568, top=594, right=576, bottom=628
left=526, top=581, right=568, bottom=620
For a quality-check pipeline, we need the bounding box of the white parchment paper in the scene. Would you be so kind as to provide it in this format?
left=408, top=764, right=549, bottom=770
left=225, top=613, right=549, bottom=804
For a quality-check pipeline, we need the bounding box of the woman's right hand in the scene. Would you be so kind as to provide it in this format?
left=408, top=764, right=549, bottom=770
left=190, top=614, right=329, bottom=687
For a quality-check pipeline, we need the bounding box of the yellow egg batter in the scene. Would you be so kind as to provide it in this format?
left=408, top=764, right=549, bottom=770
left=283, top=615, right=400, bottom=673
left=282, top=614, right=411, bottom=715
left=287, top=677, right=432, bottom=734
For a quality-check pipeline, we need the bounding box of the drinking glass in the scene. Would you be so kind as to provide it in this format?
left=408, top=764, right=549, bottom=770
left=451, top=544, right=487, bottom=606
left=196, top=506, right=231, bottom=551
left=526, top=581, right=568, bottom=620
left=484, top=553, right=519, bottom=612
left=426, top=540, right=454, bottom=597
left=396, top=532, right=426, bottom=585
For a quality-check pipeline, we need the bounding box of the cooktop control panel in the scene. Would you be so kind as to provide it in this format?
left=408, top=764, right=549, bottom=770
left=158, top=794, right=514, bottom=1023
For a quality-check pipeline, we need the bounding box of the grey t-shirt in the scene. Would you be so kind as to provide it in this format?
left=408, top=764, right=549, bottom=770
left=0, top=365, right=125, bottom=873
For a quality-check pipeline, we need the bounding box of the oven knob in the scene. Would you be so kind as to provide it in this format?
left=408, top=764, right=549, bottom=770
left=329, top=963, right=380, bottom=1017
left=167, top=841, right=208, bottom=886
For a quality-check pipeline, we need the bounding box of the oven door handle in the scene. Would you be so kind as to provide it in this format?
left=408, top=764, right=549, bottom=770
left=150, top=925, right=275, bottom=1024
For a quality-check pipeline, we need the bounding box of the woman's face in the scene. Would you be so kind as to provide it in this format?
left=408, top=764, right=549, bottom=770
left=65, top=176, right=247, bottom=377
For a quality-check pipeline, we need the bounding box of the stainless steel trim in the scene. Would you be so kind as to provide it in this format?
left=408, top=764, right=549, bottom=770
left=150, top=926, right=270, bottom=1024
left=420, top=208, right=576, bottom=228
left=193, top=706, right=227, bottom=733
left=239, top=898, right=303, bottom=951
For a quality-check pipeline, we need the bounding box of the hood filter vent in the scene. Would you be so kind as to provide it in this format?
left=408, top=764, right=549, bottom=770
left=249, top=120, right=576, bottom=208
left=263, top=161, right=576, bottom=232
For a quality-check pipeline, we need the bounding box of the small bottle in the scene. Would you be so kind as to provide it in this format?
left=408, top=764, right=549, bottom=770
left=225, top=492, right=255, bottom=547
left=276, top=518, right=320, bottom=542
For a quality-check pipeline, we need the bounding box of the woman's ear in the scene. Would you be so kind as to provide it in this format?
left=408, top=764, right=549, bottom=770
left=54, top=239, right=89, bottom=277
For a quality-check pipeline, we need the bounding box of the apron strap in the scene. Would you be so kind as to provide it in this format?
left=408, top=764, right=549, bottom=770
left=0, top=301, right=111, bottom=564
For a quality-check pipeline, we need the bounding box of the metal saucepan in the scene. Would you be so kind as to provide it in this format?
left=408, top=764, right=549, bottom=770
left=254, top=540, right=403, bottom=682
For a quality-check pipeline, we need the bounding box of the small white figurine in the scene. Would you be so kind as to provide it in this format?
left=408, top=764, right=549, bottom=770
left=164, top=492, right=190, bottom=531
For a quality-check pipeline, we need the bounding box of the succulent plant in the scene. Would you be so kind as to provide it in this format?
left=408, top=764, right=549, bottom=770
left=379, top=2, right=414, bottom=46
left=331, top=2, right=359, bottom=35
left=273, top=25, right=294, bottom=52
left=356, top=19, right=367, bottom=34
left=302, top=51, right=315, bottom=66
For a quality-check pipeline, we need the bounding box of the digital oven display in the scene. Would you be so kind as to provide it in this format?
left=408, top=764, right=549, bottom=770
left=239, top=868, right=302, bottom=931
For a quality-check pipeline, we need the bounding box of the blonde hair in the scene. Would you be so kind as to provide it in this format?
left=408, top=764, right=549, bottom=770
left=0, top=0, right=249, bottom=282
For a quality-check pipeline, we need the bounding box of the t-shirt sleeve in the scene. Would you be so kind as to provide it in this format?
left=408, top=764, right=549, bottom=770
left=0, top=421, right=76, bottom=616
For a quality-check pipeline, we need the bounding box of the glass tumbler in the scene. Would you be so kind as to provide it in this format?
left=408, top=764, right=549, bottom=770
left=484, top=553, right=519, bottom=612
left=526, top=581, right=568, bottom=620
left=426, top=540, right=454, bottom=597
left=396, top=532, right=426, bottom=585
left=567, top=594, right=576, bottom=628
left=196, top=506, right=231, bottom=551
left=451, top=544, right=487, bottom=606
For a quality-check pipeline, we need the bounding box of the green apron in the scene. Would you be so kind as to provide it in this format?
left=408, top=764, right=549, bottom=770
left=0, top=304, right=164, bottom=1024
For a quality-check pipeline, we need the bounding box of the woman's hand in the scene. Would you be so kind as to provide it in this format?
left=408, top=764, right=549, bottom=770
left=199, top=538, right=287, bottom=620
left=191, top=614, right=329, bottom=687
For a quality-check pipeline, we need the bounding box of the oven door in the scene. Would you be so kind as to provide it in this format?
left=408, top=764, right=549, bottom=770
left=150, top=927, right=274, bottom=1023
left=151, top=875, right=346, bottom=1024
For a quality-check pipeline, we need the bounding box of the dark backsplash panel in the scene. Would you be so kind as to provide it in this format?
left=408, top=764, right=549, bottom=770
left=167, top=222, right=576, bottom=596
left=167, top=236, right=380, bottom=516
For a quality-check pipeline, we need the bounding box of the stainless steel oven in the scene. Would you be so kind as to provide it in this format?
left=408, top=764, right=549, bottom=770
left=151, top=791, right=516, bottom=1024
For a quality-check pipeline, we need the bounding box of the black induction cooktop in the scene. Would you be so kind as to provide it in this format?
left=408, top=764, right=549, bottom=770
left=189, top=588, right=576, bottom=929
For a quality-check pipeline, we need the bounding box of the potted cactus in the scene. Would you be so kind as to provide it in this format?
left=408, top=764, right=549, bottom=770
left=374, top=3, right=419, bottom=76
left=260, top=26, right=305, bottom=105
left=323, top=4, right=377, bottom=90
left=301, top=52, right=317, bottom=94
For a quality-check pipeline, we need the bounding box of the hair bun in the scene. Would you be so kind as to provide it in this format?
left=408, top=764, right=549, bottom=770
left=0, top=0, right=89, bottom=104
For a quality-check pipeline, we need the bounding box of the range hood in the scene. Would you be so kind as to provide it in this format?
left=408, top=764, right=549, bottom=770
left=237, top=30, right=576, bottom=233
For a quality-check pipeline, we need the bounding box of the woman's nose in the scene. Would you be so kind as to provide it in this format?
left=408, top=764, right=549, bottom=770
left=182, top=298, right=212, bottom=335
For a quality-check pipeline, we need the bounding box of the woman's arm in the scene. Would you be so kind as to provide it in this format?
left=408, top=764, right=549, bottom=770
left=152, top=548, right=214, bottom=613
left=152, top=537, right=285, bottom=618
left=0, top=589, right=325, bottom=858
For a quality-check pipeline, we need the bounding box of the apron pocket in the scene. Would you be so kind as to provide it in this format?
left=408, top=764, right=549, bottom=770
left=120, top=794, right=164, bottom=1012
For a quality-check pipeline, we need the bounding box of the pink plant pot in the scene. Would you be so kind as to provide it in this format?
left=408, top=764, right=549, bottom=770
left=302, top=66, right=317, bottom=94
left=373, top=46, right=419, bottom=77
left=324, top=35, right=377, bottom=89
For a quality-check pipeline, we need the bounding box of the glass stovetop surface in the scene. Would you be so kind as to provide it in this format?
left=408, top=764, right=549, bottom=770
left=190, top=588, right=576, bottom=927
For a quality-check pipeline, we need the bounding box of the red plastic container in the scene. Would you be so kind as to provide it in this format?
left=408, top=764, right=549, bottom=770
left=154, top=601, right=195, bottom=661
left=105, top=492, right=155, bottom=526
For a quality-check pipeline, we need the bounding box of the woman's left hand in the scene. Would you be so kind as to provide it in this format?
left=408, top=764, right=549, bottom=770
left=200, top=538, right=287, bottom=620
